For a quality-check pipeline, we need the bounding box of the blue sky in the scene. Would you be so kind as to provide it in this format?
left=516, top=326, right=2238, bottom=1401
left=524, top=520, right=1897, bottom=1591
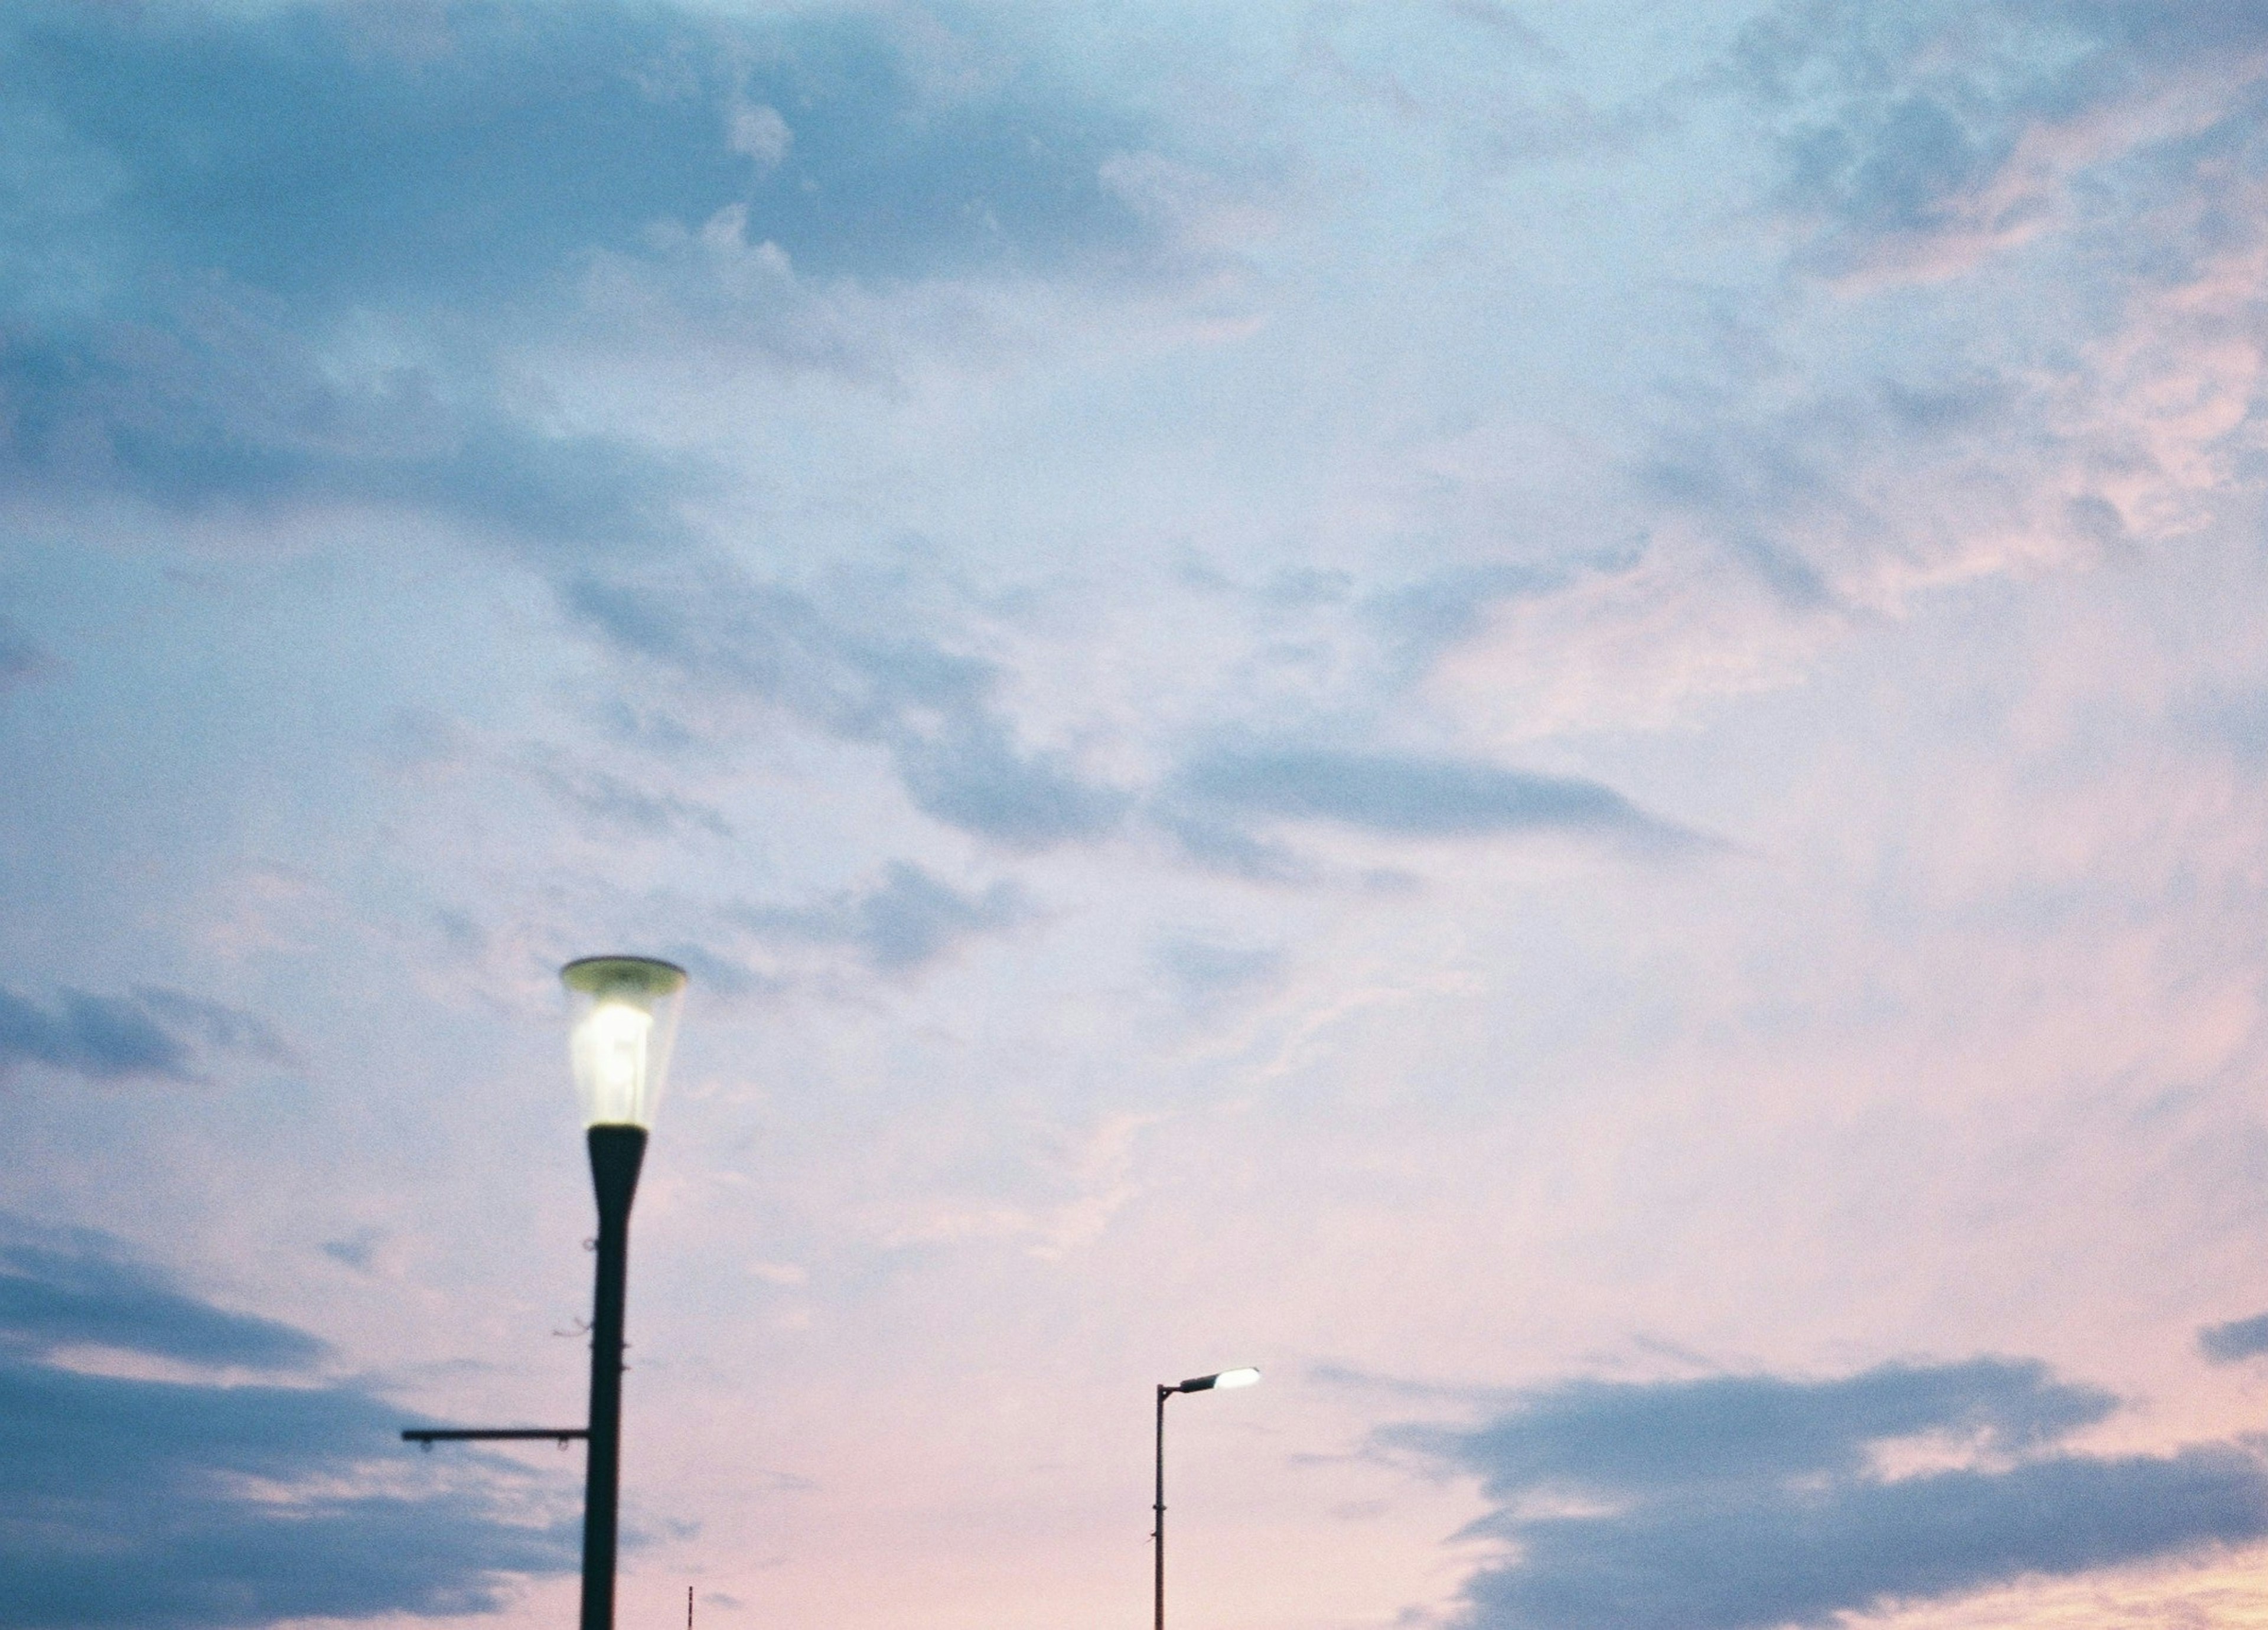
left=8, top=2, right=2268, bottom=1628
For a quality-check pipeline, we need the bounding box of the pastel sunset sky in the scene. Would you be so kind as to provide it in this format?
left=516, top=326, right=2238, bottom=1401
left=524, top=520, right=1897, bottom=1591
left=10, top=4, right=2268, bottom=1629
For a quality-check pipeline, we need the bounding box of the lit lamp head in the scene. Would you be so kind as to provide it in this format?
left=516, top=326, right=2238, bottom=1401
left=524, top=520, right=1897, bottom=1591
left=562, top=956, right=687, bottom=1130
left=1174, top=1367, right=1262, bottom=1393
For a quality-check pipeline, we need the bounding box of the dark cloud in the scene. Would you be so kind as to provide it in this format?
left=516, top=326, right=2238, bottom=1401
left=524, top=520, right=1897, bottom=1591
left=732, top=862, right=1028, bottom=974
left=319, top=1230, right=384, bottom=1276
left=1, top=0, right=1150, bottom=314
left=0, top=984, right=284, bottom=1084
left=0, top=318, right=700, bottom=545
left=0, top=0, right=1166, bottom=562
left=1171, top=744, right=1703, bottom=850
left=0, top=1217, right=574, bottom=1628
left=1412, top=1361, right=2116, bottom=1497
left=0, top=986, right=191, bottom=1081
left=1391, top=1358, right=2268, bottom=1630
left=2199, top=1312, right=2268, bottom=1363
left=0, top=1224, right=321, bottom=1370
left=891, top=716, right=1132, bottom=849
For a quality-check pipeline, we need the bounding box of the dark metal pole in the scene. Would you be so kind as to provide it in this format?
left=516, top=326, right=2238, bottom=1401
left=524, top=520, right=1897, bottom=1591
left=582, top=1125, right=647, bottom=1630
left=1153, top=1384, right=1170, bottom=1630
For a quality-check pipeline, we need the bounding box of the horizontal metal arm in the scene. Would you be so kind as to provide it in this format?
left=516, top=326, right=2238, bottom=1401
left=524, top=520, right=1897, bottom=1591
left=403, top=1427, right=589, bottom=1444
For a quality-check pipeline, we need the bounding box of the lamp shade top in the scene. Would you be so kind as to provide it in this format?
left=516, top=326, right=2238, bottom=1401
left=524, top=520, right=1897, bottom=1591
left=562, top=956, right=688, bottom=997
left=562, top=956, right=687, bottom=1129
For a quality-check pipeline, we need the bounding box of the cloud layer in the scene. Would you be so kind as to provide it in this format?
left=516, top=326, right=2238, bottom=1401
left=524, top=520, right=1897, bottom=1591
left=0, top=1219, right=573, bottom=1629
left=1393, top=1360, right=2268, bottom=1630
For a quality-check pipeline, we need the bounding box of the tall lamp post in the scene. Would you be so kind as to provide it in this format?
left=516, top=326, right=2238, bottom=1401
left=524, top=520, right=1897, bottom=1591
left=1153, top=1367, right=1260, bottom=1630
left=402, top=955, right=687, bottom=1630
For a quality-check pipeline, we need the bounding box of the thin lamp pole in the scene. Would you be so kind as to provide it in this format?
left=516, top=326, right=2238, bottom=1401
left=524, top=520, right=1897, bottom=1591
left=582, top=1124, right=648, bottom=1630
left=1153, top=1384, right=1170, bottom=1630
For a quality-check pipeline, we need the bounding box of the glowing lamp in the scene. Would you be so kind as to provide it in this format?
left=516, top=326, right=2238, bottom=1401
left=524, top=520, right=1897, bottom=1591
left=562, top=956, right=687, bottom=1130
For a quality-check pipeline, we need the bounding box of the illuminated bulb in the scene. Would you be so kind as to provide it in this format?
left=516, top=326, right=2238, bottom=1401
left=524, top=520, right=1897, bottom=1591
left=577, top=1002, right=651, bottom=1125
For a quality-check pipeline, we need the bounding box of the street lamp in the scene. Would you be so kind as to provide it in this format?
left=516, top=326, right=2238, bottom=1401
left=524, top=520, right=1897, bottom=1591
left=565, top=955, right=686, bottom=1630
left=402, top=954, right=687, bottom=1630
left=1153, top=1368, right=1260, bottom=1630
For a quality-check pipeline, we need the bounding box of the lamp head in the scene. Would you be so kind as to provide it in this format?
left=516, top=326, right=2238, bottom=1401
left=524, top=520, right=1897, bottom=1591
left=1175, top=1367, right=1262, bottom=1394
left=562, top=956, right=687, bottom=1130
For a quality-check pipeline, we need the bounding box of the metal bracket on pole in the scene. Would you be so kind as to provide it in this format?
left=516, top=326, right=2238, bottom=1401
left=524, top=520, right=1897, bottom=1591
left=402, top=1428, right=589, bottom=1449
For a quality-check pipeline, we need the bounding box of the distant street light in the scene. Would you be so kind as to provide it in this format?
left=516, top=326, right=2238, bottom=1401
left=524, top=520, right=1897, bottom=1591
left=1154, top=1368, right=1262, bottom=1630
left=403, top=955, right=688, bottom=1630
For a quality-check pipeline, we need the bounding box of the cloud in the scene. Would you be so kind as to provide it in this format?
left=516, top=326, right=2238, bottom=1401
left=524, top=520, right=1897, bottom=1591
left=2199, top=1312, right=2268, bottom=1363
left=1733, top=0, right=2268, bottom=281
left=514, top=745, right=735, bottom=840
left=1557, top=0, right=2268, bottom=628
left=565, top=568, right=1130, bottom=849
left=0, top=314, right=703, bottom=552
left=0, top=0, right=1177, bottom=560
left=731, top=862, right=1028, bottom=974
left=890, top=715, right=1133, bottom=849
left=1363, top=560, right=1606, bottom=673
left=319, top=1229, right=386, bottom=1276
left=1390, top=1358, right=2268, bottom=1630
left=1170, top=745, right=1703, bottom=851
left=0, top=617, right=60, bottom=693
left=1152, top=934, right=1285, bottom=1011
left=0, top=1216, right=574, bottom=1628
left=0, top=1223, right=321, bottom=1370
left=0, top=0, right=1151, bottom=313
left=0, top=984, right=285, bottom=1084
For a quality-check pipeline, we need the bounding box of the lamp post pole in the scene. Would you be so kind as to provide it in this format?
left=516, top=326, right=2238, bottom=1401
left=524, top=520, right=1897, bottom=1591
left=1153, top=1384, right=1170, bottom=1630
left=581, top=1123, right=647, bottom=1630
left=1152, top=1368, right=1260, bottom=1630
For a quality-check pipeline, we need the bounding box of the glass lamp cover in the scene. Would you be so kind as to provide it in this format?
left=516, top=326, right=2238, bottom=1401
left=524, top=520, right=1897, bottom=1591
left=562, top=956, right=687, bottom=1129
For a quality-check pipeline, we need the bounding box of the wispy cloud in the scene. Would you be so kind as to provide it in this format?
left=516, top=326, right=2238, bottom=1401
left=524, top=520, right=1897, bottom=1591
left=731, top=861, right=1028, bottom=974
left=1169, top=744, right=1706, bottom=852
left=566, top=567, right=1130, bottom=849
left=0, top=984, right=284, bottom=1085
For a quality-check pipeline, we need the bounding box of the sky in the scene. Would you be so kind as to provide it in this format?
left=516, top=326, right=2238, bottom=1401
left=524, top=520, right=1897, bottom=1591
left=8, top=1, right=2268, bottom=1627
